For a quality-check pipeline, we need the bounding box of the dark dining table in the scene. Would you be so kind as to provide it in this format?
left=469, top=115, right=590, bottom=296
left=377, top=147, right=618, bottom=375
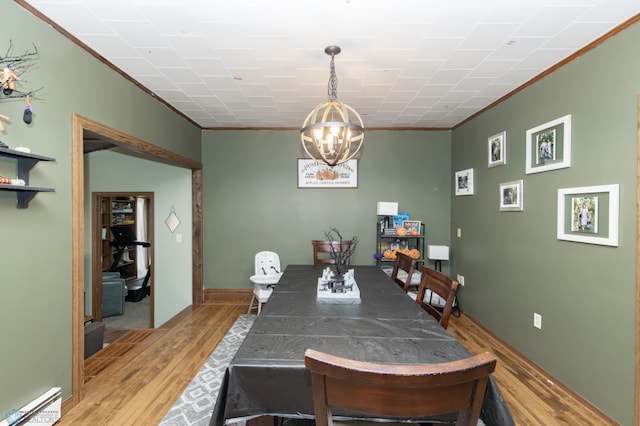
left=210, top=265, right=514, bottom=426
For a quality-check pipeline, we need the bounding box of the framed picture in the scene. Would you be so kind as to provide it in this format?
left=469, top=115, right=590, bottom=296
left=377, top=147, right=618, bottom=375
left=499, top=180, right=523, bottom=211
left=402, top=220, right=421, bottom=235
left=455, top=168, right=474, bottom=196
left=488, top=131, right=506, bottom=167
left=389, top=240, right=409, bottom=251
left=557, top=184, right=619, bottom=246
left=297, top=159, right=358, bottom=188
left=525, top=114, right=571, bottom=174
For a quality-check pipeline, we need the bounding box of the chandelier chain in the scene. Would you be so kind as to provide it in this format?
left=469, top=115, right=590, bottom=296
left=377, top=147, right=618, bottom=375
left=327, top=54, right=338, bottom=102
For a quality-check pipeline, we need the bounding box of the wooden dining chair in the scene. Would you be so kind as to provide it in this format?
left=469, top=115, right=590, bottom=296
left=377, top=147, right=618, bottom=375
left=416, top=266, right=459, bottom=329
left=389, top=251, right=416, bottom=292
left=312, top=240, right=352, bottom=266
left=304, top=348, right=497, bottom=426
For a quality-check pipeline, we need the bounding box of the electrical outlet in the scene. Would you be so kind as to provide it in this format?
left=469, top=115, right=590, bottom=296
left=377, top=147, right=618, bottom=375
left=176, top=234, right=183, bottom=243
left=457, top=275, right=464, bottom=286
left=456, top=228, right=462, bottom=238
left=533, top=313, right=542, bottom=329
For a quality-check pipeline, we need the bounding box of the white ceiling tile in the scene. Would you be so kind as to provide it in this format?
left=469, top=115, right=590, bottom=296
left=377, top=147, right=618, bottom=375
left=543, top=22, right=616, bottom=48
left=430, top=69, right=471, bottom=85
left=159, top=67, right=202, bottom=84
left=459, top=24, right=521, bottom=49
left=514, top=6, right=592, bottom=37
left=418, top=84, right=455, bottom=97
left=164, top=36, right=217, bottom=59
left=489, top=37, right=548, bottom=60
left=135, top=48, right=188, bottom=68
left=443, top=50, right=492, bottom=70
left=80, top=35, right=139, bottom=58
left=401, top=61, right=444, bottom=78
left=186, top=59, right=228, bottom=76
left=392, top=78, right=426, bottom=91
left=176, top=83, right=214, bottom=97
left=516, top=48, right=574, bottom=70
left=106, top=21, right=168, bottom=48
left=115, top=58, right=163, bottom=77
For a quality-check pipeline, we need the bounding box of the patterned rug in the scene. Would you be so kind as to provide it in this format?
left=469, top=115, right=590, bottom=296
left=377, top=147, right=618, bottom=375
left=159, top=314, right=256, bottom=426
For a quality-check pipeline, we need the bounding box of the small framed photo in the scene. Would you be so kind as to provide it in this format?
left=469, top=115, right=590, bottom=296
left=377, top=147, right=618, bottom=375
left=390, top=240, right=409, bottom=251
left=488, top=131, right=506, bottom=167
left=499, top=180, right=523, bottom=212
left=455, top=168, right=474, bottom=196
left=525, top=114, right=571, bottom=174
left=557, top=184, right=619, bottom=246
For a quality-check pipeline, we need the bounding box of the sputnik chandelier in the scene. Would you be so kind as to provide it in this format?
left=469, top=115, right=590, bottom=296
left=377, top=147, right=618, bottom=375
left=300, top=46, right=364, bottom=167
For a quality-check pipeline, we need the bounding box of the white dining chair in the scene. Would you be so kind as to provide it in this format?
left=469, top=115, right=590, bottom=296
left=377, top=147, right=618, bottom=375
left=247, top=251, right=283, bottom=314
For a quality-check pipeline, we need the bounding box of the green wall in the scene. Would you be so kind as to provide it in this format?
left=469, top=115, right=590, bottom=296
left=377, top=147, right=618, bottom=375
left=451, top=22, right=639, bottom=425
left=202, top=129, right=452, bottom=289
left=0, top=0, right=201, bottom=411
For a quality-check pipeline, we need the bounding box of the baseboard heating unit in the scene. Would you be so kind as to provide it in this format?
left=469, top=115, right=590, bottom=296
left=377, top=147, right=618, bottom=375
left=1, top=387, right=61, bottom=426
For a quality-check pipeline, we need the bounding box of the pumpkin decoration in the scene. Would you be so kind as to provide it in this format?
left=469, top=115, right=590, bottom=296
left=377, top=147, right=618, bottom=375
left=396, top=227, right=407, bottom=237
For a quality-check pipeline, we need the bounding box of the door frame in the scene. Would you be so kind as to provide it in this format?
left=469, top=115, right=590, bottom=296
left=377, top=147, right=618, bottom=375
left=633, top=93, right=640, bottom=425
left=71, top=113, right=203, bottom=406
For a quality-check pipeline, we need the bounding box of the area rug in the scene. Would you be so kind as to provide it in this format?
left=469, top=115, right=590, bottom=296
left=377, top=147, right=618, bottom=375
left=159, top=314, right=256, bottom=426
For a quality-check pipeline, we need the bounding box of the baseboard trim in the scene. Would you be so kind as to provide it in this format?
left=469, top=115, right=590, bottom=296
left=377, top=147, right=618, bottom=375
left=204, top=288, right=252, bottom=305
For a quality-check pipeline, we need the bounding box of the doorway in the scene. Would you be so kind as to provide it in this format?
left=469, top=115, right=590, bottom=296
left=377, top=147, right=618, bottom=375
left=71, top=113, right=203, bottom=407
left=91, top=192, right=154, bottom=340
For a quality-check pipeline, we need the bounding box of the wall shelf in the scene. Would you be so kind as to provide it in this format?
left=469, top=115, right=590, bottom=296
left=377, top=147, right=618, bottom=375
left=0, top=148, right=55, bottom=208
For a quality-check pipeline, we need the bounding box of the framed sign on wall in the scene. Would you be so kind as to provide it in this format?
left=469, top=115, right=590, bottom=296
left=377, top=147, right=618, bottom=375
left=297, top=159, right=358, bottom=188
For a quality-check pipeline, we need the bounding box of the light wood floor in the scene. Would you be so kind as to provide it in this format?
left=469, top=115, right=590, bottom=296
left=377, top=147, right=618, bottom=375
left=61, top=294, right=617, bottom=425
